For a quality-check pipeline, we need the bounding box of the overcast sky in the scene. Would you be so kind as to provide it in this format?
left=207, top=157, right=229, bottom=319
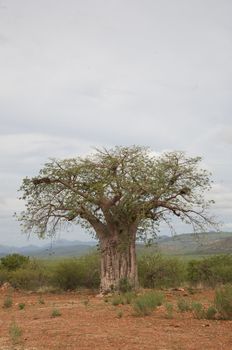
left=0, top=0, right=231, bottom=246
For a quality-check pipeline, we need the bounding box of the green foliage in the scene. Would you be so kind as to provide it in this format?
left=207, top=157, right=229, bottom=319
left=0, top=269, right=10, bottom=285
left=38, top=295, right=45, bottom=304
left=205, top=306, right=217, bottom=320
left=9, top=320, right=22, bottom=344
left=214, top=284, right=232, bottom=320
left=111, top=292, right=136, bottom=306
left=52, top=253, right=100, bottom=290
left=122, top=292, right=136, bottom=304
left=3, top=295, right=13, bottom=308
left=132, top=291, right=164, bottom=316
left=116, top=310, right=123, bottom=318
left=191, top=302, right=205, bottom=319
left=191, top=302, right=217, bottom=320
left=0, top=254, right=29, bottom=271
left=111, top=295, right=124, bottom=306
left=118, top=278, right=132, bottom=293
left=9, top=260, right=49, bottom=290
left=187, top=254, right=232, bottom=286
left=51, top=308, right=62, bottom=317
left=165, top=302, right=174, bottom=319
left=177, top=298, right=191, bottom=312
left=138, top=254, right=186, bottom=288
left=18, top=303, right=26, bottom=310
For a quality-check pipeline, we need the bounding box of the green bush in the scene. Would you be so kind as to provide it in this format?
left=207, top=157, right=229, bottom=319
left=118, top=278, right=132, bottom=293
left=0, top=254, right=29, bottom=271
left=3, top=295, right=13, bottom=308
left=205, top=306, right=217, bottom=320
left=191, top=303, right=217, bottom=320
left=18, top=303, right=26, bottom=310
left=51, top=308, right=62, bottom=317
left=187, top=255, right=232, bottom=287
left=165, top=302, right=174, bottom=319
left=116, top=310, right=123, bottom=318
left=9, top=260, right=49, bottom=290
left=177, top=298, right=191, bottom=312
left=122, top=291, right=136, bottom=304
left=111, top=295, right=124, bottom=306
left=111, top=292, right=136, bottom=306
left=52, top=253, right=100, bottom=290
left=191, top=301, right=205, bottom=319
left=214, top=284, right=232, bottom=320
left=132, top=291, right=164, bottom=316
left=0, top=269, right=10, bottom=285
left=9, top=320, right=22, bottom=344
left=138, top=254, right=186, bottom=289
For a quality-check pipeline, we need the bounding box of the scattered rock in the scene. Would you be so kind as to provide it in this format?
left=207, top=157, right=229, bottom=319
left=169, top=324, right=181, bottom=328
left=172, top=288, right=185, bottom=292
left=0, top=282, right=12, bottom=291
left=96, top=293, right=104, bottom=298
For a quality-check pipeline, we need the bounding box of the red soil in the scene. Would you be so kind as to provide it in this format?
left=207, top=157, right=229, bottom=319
left=0, top=288, right=231, bottom=350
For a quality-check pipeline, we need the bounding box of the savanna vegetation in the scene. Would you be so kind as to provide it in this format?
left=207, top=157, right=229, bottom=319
left=1, top=252, right=232, bottom=350
left=1, top=252, right=232, bottom=292
left=17, top=146, right=216, bottom=292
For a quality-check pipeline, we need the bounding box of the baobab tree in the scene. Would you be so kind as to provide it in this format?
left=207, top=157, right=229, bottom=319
left=18, top=146, right=215, bottom=292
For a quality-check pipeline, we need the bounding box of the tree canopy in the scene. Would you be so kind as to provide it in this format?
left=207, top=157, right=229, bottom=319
left=18, top=146, right=215, bottom=240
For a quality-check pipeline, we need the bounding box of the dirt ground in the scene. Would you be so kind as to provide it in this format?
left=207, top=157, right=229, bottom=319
left=0, top=287, right=232, bottom=350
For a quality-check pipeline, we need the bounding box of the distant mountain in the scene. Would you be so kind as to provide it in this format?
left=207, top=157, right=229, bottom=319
left=0, top=240, right=97, bottom=258
left=139, top=231, right=232, bottom=256
left=0, top=232, right=231, bottom=258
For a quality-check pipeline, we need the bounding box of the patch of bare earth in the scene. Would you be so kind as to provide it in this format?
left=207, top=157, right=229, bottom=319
left=0, top=288, right=232, bottom=350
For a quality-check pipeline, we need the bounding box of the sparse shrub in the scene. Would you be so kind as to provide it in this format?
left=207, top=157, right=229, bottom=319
left=111, top=295, right=124, bottom=306
left=111, top=292, right=136, bottom=306
left=118, top=278, right=132, bottom=293
left=77, top=253, right=100, bottom=288
left=51, top=308, right=62, bottom=317
left=0, top=269, right=10, bottom=285
left=191, top=302, right=205, bottom=319
left=9, top=320, right=22, bottom=344
left=205, top=306, right=217, bottom=320
left=187, top=255, right=232, bottom=287
left=177, top=298, right=191, bottom=312
left=18, top=303, right=25, bottom=310
left=52, top=259, right=82, bottom=290
left=9, top=262, right=48, bottom=290
left=138, top=254, right=186, bottom=289
left=3, top=295, right=13, bottom=308
left=38, top=295, right=45, bottom=304
left=116, top=310, right=123, bottom=318
left=132, top=291, right=164, bottom=316
left=214, top=284, right=232, bottom=320
left=122, top=292, right=136, bottom=304
left=165, top=302, right=174, bottom=319
left=187, top=287, right=196, bottom=295
left=83, top=298, right=90, bottom=307
left=37, top=285, right=59, bottom=294
left=52, top=253, right=100, bottom=290
left=1, top=254, right=29, bottom=271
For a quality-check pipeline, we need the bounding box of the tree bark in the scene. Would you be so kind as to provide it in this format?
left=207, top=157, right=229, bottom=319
left=99, top=230, right=138, bottom=293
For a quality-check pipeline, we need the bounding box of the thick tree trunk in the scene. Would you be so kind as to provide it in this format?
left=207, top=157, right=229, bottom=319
left=99, top=231, right=138, bottom=293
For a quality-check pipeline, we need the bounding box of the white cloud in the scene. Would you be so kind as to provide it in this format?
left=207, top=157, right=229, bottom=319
left=0, top=0, right=232, bottom=244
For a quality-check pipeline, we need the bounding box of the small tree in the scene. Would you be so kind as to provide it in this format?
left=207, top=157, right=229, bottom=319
left=0, top=254, right=29, bottom=271
left=17, top=146, right=216, bottom=292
